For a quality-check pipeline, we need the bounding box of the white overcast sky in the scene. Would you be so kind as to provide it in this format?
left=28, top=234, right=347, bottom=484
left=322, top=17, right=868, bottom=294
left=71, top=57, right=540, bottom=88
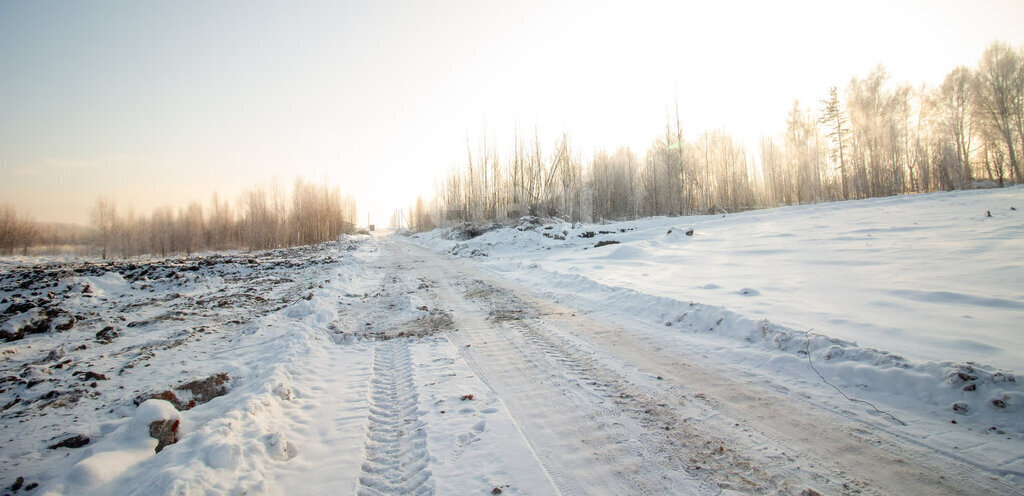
left=2, top=0, right=1023, bottom=226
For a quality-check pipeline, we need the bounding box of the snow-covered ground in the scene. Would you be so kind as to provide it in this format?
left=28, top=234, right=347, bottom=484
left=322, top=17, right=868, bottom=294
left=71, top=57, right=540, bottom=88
left=421, top=186, right=1024, bottom=371
left=1, top=187, right=1022, bottom=495
left=1, top=240, right=556, bottom=495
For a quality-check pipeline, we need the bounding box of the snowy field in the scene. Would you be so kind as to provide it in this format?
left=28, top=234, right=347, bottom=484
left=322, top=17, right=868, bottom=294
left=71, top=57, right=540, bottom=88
left=1, top=187, right=1022, bottom=495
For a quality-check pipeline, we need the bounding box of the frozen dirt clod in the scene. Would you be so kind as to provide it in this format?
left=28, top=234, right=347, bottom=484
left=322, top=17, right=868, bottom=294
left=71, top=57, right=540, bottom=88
left=134, top=372, right=231, bottom=411
left=94, top=326, right=118, bottom=344
left=175, top=372, right=230, bottom=406
left=149, top=418, right=179, bottom=453
left=48, top=434, right=90, bottom=449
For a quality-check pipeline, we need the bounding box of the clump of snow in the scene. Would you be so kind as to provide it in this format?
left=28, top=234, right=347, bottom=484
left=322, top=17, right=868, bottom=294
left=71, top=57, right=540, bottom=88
left=130, top=399, right=181, bottom=438
left=665, top=225, right=695, bottom=238
left=60, top=399, right=180, bottom=490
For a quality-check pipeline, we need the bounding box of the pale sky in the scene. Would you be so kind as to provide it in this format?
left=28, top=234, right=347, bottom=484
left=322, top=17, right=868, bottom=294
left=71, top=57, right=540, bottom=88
left=2, top=0, right=1023, bottom=227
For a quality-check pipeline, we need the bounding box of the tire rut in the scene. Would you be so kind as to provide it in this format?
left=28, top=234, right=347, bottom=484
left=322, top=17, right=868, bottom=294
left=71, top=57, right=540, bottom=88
left=457, top=277, right=869, bottom=495
left=357, top=339, right=433, bottom=496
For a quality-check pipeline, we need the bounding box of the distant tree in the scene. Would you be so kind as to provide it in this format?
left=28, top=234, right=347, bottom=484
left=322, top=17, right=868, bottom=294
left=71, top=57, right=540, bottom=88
left=509, top=127, right=527, bottom=217
left=549, top=133, right=582, bottom=221
left=785, top=101, right=826, bottom=203
left=91, top=198, right=116, bottom=259
left=847, top=66, right=890, bottom=197
left=974, top=41, right=1022, bottom=182
left=182, top=202, right=204, bottom=255
left=759, top=137, right=786, bottom=205
left=528, top=128, right=545, bottom=216
left=659, top=109, right=685, bottom=216
left=150, top=206, right=174, bottom=257
left=411, top=195, right=435, bottom=231
left=240, top=185, right=270, bottom=250
left=0, top=204, right=39, bottom=255
left=886, top=84, right=912, bottom=194
left=639, top=139, right=663, bottom=216
left=116, top=207, right=146, bottom=257
left=934, top=66, right=977, bottom=187
left=207, top=192, right=235, bottom=250
left=591, top=147, right=639, bottom=220
left=903, top=85, right=930, bottom=192
left=819, top=87, right=851, bottom=198
left=671, top=99, right=690, bottom=215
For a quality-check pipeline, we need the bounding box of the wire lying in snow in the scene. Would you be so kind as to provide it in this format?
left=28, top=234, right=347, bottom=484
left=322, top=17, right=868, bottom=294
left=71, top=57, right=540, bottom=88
left=803, top=330, right=907, bottom=426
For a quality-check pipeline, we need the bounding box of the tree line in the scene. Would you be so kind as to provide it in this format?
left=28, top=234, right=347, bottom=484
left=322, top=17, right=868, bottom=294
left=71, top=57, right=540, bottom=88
left=0, top=178, right=357, bottom=258
left=409, top=40, right=1024, bottom=229
left=90, top=178, right=357, bottom=259
left=0, top=205, right=39, bottom=256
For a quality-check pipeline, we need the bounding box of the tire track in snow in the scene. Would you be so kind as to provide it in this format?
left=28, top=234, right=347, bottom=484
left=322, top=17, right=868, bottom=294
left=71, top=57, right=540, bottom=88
left=445, top=327, right=576, bottom=496
left=396, top=239, right=878, bottom=495
left=518, top=291, right=1024, bottom=496
left=474, top=272, right=1024, bottom=495
left=463, top=279, right=812, bottom=495
left=357, top=339, right=433, bottom=496
left=439, top=281, right=701, bottom=494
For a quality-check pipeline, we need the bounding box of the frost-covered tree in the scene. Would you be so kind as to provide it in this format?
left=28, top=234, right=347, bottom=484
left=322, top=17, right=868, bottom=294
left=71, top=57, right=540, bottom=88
left=591, top=147, right=639, bottom=221
left=974, top=41, right=1022, bottom=182
left=936, top=67, right=977, bottom=186
left=819, top=87, right=850, bottom=199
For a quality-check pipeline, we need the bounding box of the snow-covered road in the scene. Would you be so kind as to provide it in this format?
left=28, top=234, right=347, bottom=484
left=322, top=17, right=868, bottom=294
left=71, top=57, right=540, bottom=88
left=385, top=237, right=1021, bottom=495
left=3, top=191, right=1023, bottom=495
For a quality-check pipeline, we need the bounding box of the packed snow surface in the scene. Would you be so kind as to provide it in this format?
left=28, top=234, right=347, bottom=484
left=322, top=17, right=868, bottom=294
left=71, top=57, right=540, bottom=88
left=1, top=187, right=1022, bottom=496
